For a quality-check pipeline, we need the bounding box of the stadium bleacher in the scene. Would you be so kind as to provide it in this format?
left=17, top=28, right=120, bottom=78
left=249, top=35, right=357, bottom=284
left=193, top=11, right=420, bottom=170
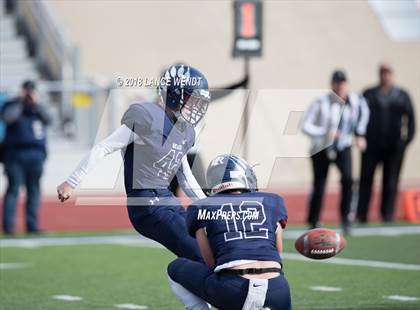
left=0, top=1, right=39, bottom=93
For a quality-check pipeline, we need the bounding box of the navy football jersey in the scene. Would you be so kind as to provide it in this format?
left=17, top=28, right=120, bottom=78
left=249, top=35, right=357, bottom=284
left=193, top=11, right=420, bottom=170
left=121, top=102, right=195, bottom=192
left=187, top=191, right=288, bottom=269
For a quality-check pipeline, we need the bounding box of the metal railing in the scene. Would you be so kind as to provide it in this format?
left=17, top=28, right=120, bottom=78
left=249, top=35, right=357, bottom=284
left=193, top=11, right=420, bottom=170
left=14, top=0, right=79, bottom=81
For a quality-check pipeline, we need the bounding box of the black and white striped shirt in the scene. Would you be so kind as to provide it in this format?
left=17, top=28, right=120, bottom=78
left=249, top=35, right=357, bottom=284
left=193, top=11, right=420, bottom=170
left=302, top=92, right=370, bottom=153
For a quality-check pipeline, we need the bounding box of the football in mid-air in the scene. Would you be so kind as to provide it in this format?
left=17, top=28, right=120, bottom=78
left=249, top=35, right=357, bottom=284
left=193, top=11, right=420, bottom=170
left=295, top=228, right=347, bottom=259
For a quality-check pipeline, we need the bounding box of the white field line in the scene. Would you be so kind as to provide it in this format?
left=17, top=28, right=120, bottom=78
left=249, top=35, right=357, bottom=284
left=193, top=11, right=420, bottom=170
left=310, top=286, right=343, bottom=292
left=51, top=295, right=83, bottom=301
left=1, top=235, right=419, bottom=272
left=0, top=225, right=418, bottom=249
left=283, top=225, right=420, bottom=239
left=114, top=304, right=148, bottom=309
left=348, top=226, right=420, bottom=236
left=283, top=253, right=420, bottom=271
left=0, top=226, right=419, bottom=272
left=0, top=235, right=161, bottom=248
left=0, top=262, right=32, bottom=269
left=384, top=295, right=419, bottom=302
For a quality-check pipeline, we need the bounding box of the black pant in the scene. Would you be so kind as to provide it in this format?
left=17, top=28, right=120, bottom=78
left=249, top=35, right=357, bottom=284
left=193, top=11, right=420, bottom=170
left=3, top=159, right=44, bottom=233
left=127, top=189, right=202, bottom=262
left=308, top=147, right=353, bottom=227
left=168, top=258, right=291, bottom=310
left=357, top=143, right=406, bottom=222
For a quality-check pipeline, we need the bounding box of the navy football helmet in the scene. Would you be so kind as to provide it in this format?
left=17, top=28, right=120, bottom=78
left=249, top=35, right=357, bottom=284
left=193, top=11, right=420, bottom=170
left=206, top=154, right=258, bottom=195
left=158, top=64, right=210, bottom=125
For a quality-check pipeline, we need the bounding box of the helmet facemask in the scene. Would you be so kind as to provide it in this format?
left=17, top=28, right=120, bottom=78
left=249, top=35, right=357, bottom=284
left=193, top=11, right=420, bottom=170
left=157, top=64, right=210, bottom=126
left=180, top=89, right=210, bottom=126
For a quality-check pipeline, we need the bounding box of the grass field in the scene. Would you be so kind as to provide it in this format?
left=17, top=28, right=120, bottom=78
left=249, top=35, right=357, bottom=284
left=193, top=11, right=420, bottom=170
left=1, top=227, right=419, bottom=310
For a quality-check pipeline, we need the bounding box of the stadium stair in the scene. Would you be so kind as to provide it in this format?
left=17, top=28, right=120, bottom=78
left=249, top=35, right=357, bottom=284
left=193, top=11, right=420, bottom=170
left=0, top=0, right=40, bottom=93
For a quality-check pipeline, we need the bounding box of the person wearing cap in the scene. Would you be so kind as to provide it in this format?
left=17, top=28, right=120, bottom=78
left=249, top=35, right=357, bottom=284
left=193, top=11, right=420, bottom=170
left=302, top=70, right=370, bottom=234
left=356, top=63, right=416, bottom=223
left=1, top=80, right=51, bottom=235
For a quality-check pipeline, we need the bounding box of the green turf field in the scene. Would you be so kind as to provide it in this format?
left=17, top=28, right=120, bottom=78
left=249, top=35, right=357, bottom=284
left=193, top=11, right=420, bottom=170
left=1, top=228, right=419, bottom=310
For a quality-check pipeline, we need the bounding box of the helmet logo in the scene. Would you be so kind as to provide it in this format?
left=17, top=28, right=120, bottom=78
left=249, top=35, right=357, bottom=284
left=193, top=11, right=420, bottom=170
left=230, top=170, right=242, bottom=178
left=207, top=154, right=258, bottom=195
left=164, top=65, right=200, bottom=88
left=211, top=156, right=225, bottom=166
left=170, top=66, right=177, bottom=78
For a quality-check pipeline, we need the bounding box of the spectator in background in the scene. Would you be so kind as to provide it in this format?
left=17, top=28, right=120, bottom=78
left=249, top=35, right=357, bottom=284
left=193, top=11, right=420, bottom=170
left=302, top=70, right=369, bottom=234
left=357, top=63, right=416, bottom=223
left=0, top=91, right=8, bottom=162
left=1, top=81, right=51, bottom=235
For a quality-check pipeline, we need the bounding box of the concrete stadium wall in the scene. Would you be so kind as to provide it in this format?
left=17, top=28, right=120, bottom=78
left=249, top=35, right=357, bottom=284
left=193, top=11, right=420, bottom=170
left=44, top=0, right=419, bottom=192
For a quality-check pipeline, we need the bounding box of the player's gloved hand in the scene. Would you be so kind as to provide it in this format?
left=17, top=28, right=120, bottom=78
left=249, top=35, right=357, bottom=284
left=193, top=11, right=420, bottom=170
left=57, top=181, right=74, bottom=202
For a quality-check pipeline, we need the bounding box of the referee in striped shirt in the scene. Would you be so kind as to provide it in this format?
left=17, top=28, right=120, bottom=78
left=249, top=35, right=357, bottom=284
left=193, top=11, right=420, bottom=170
left=302, top=70, right=370, bottom=234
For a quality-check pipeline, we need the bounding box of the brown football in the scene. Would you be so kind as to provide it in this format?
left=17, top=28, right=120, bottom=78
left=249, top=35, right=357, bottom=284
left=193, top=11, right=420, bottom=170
left=294, top=228, right=347, bottom=259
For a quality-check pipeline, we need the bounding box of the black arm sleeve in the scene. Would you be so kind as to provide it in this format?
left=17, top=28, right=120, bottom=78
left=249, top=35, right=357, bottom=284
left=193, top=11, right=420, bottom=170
left=35, top=104, right=52, bottom=125
left=403, top=91, right=416, bottom=144
left=1, top=99, right=23, bottom=124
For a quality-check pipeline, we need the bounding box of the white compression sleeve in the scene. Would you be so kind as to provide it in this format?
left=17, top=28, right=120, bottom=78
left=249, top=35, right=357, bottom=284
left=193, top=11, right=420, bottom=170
left=66, top=124, right=136, bottom=188
left=176, top=156, right=206, bottom=200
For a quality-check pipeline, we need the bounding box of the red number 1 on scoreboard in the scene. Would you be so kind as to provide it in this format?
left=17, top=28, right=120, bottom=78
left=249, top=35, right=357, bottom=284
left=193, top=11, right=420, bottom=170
left=240, top=3, right=256, bottom=38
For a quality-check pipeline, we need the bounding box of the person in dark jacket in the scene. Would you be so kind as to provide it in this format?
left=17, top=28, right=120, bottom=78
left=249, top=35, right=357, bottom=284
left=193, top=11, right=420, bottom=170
left=357, top=63, right=416, bottom=223
left=1, top=80, right=51, bottom=234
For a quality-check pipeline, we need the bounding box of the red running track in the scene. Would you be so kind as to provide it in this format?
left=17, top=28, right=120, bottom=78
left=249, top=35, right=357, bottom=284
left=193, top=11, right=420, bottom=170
left=0, top=190, right=405, bottom=232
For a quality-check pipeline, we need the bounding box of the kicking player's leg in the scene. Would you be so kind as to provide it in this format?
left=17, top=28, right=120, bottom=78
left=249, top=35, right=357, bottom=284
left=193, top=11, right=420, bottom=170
left=127, top=189, right=202, bottom=261
left=152, top=203, right=202, bottom=261
left=168, top=258, right=249, bottom=310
